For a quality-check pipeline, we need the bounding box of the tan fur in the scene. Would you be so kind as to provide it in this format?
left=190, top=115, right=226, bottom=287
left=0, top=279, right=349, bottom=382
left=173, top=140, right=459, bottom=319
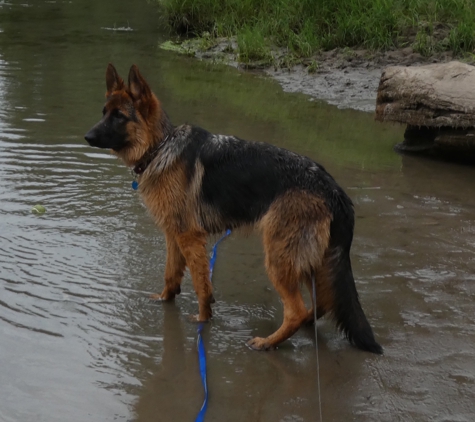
left=246, top=191, right=333, bottom=349
left=258, top=191, right=331, bottom=277
left=139, top=161, right=189, bottom=231
left=303, top=255, right=336, bottom=322
left=150, top=232, right=186, bottom=301
left=189, top=161, right=222, bottom=232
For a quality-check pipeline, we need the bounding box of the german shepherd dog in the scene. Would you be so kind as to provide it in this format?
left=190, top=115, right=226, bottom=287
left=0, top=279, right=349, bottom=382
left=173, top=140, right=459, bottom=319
left=85, top=64, right=382, bottom=354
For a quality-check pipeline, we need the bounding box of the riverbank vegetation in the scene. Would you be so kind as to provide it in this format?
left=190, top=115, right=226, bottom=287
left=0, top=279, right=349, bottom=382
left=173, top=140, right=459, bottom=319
left=154, top=0, right=475, bottom=63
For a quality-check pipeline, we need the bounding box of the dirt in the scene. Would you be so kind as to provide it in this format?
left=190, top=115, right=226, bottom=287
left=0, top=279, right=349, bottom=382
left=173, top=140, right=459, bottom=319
left=162, top=37, right=463, bottom=113
left=265, top=48, right=455, bottom=112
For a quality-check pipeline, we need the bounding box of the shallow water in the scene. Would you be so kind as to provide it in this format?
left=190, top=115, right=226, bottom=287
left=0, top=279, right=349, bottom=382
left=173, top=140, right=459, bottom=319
left=1, top=1, right=475, bottom=421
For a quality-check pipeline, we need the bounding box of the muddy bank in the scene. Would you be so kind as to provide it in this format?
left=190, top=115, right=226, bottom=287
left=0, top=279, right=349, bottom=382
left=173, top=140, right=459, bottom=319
left=267, top=46, right=459, bottom=112
left=162, top=37, right=463, bottom=112
left=267, top=64, right=382, bottom=112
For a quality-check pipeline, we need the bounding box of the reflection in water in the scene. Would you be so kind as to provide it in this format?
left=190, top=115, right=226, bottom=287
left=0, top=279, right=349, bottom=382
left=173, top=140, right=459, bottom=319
left=1, top=0, right=475, bottom=421
left=134, top=304, right=202, bottom=422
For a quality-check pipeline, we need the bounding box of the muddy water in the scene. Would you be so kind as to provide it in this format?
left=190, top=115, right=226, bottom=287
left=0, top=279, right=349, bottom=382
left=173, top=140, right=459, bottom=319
left=1, top=1, right=475, bottom=422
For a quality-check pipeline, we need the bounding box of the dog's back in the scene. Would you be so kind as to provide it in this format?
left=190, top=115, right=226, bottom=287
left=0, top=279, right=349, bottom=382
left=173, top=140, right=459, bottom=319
left=155, top=124, right=349, bottom=230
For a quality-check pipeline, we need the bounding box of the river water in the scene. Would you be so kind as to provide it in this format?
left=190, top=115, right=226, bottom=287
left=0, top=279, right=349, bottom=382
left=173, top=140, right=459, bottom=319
left=1, top=1, right=475, bottom=421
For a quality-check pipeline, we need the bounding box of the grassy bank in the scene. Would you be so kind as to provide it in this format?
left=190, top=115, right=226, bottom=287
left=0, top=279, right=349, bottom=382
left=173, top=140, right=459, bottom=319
left=154, top=0, right=475, bottom=63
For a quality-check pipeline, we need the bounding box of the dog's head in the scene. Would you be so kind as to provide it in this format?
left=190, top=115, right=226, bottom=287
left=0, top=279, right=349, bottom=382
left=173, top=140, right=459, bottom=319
left=84, top=64, right=170, bottom=166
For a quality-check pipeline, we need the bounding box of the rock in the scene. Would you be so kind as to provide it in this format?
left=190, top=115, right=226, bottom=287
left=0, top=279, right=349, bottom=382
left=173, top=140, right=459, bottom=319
left=375, top=61, right=475, bottom=160
left=376, top=61, right=475, bottom=128
left=395, top=125, right=475, bottom=160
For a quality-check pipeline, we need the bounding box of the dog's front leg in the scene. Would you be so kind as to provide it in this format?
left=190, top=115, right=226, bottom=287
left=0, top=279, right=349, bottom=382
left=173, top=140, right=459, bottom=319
left=150, top=232, right=186, bottom=301
left=175, top=230, right=214, bottom=322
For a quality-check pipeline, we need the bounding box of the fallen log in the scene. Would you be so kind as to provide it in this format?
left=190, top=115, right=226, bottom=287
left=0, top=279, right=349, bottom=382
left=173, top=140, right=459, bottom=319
left=376, top=61, right=475, bottom=127
left=375, top=61, right=475, bottom=159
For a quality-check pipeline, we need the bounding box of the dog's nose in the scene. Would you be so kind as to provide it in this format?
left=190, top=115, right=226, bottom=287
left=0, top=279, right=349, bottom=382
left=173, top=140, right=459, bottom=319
left=84, top=130, right=96, bottom=145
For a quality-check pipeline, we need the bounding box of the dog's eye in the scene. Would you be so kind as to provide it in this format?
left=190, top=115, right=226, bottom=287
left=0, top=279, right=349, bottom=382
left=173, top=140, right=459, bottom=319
left=114, top=110, right=128, bottom=121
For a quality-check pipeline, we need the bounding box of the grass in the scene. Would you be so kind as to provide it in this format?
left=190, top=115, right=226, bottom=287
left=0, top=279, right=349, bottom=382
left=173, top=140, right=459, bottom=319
left=237, top=26, right=273, bottom=63
left=154, top=0, right=475, bottom=63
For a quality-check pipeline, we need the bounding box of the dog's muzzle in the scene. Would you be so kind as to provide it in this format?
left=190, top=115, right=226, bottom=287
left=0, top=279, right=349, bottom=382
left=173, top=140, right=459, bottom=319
left=84, top=129, right=98, bottom=146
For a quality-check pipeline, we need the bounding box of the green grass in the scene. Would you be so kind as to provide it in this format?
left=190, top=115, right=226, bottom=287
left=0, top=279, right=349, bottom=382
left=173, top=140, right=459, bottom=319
left=237, top=26, right=273, bottom=63
left=154, top=0, right=475, bottom=62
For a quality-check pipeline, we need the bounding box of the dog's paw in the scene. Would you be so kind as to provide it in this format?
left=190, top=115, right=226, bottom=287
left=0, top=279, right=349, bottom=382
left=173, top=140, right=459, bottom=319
left=149, top=293, right=168, bottom=301
left=150, top=286, right=181, bottom=301
left=188, top=314, right=211, bottom=323
left=150, top=292, right=176, bottom=302
left=246, top=337, right=274, bottom=351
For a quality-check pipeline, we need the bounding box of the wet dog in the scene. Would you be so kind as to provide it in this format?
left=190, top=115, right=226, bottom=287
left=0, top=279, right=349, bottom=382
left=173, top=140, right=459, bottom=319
left=84, top=64, right=382, bottom=354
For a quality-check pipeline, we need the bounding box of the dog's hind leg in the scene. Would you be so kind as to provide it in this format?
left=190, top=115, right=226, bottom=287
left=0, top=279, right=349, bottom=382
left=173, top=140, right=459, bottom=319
left=247, top=261, right=308, bottom=351
left=175, top=230, right=214, bottom=322
left=302, top=262, right=335, bottom=324
left=151, top=232, right=186, bottom=301
left=249, top=191, right=332, bottom=350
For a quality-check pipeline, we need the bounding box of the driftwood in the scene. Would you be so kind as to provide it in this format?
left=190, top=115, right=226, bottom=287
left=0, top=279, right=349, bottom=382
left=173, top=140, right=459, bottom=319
left=375, top=61, right=475, bottom=159
left=376, top=61, right=475, bottom=127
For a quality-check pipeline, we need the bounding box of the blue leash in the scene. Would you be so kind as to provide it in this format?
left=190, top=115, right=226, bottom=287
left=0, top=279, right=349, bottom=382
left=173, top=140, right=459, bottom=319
left=195, top=325, right=208, bottom=422
left=195, top=229, right=231, bottom=422
left=209, top=229, right=231, bottom=281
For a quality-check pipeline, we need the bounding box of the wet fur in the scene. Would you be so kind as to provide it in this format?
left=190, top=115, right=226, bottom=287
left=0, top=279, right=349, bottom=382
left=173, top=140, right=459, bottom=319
left=85, top=64, right=382, bottom=354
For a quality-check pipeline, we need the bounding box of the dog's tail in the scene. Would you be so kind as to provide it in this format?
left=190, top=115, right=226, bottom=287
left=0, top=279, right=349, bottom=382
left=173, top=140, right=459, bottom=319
left=325, top=204, right=383, bottom=355
left=327, top=249, right=383, bottom=354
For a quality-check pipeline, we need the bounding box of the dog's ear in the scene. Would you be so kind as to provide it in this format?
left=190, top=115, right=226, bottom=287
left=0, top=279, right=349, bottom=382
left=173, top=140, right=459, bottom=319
left=128, top=65, right=153, bottom=102
left=105, top=63, right=124, bottom=97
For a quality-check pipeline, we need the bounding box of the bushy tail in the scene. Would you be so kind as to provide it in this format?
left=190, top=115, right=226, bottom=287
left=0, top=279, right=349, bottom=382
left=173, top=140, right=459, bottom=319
left=329, top=249, right=383, bottom=355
